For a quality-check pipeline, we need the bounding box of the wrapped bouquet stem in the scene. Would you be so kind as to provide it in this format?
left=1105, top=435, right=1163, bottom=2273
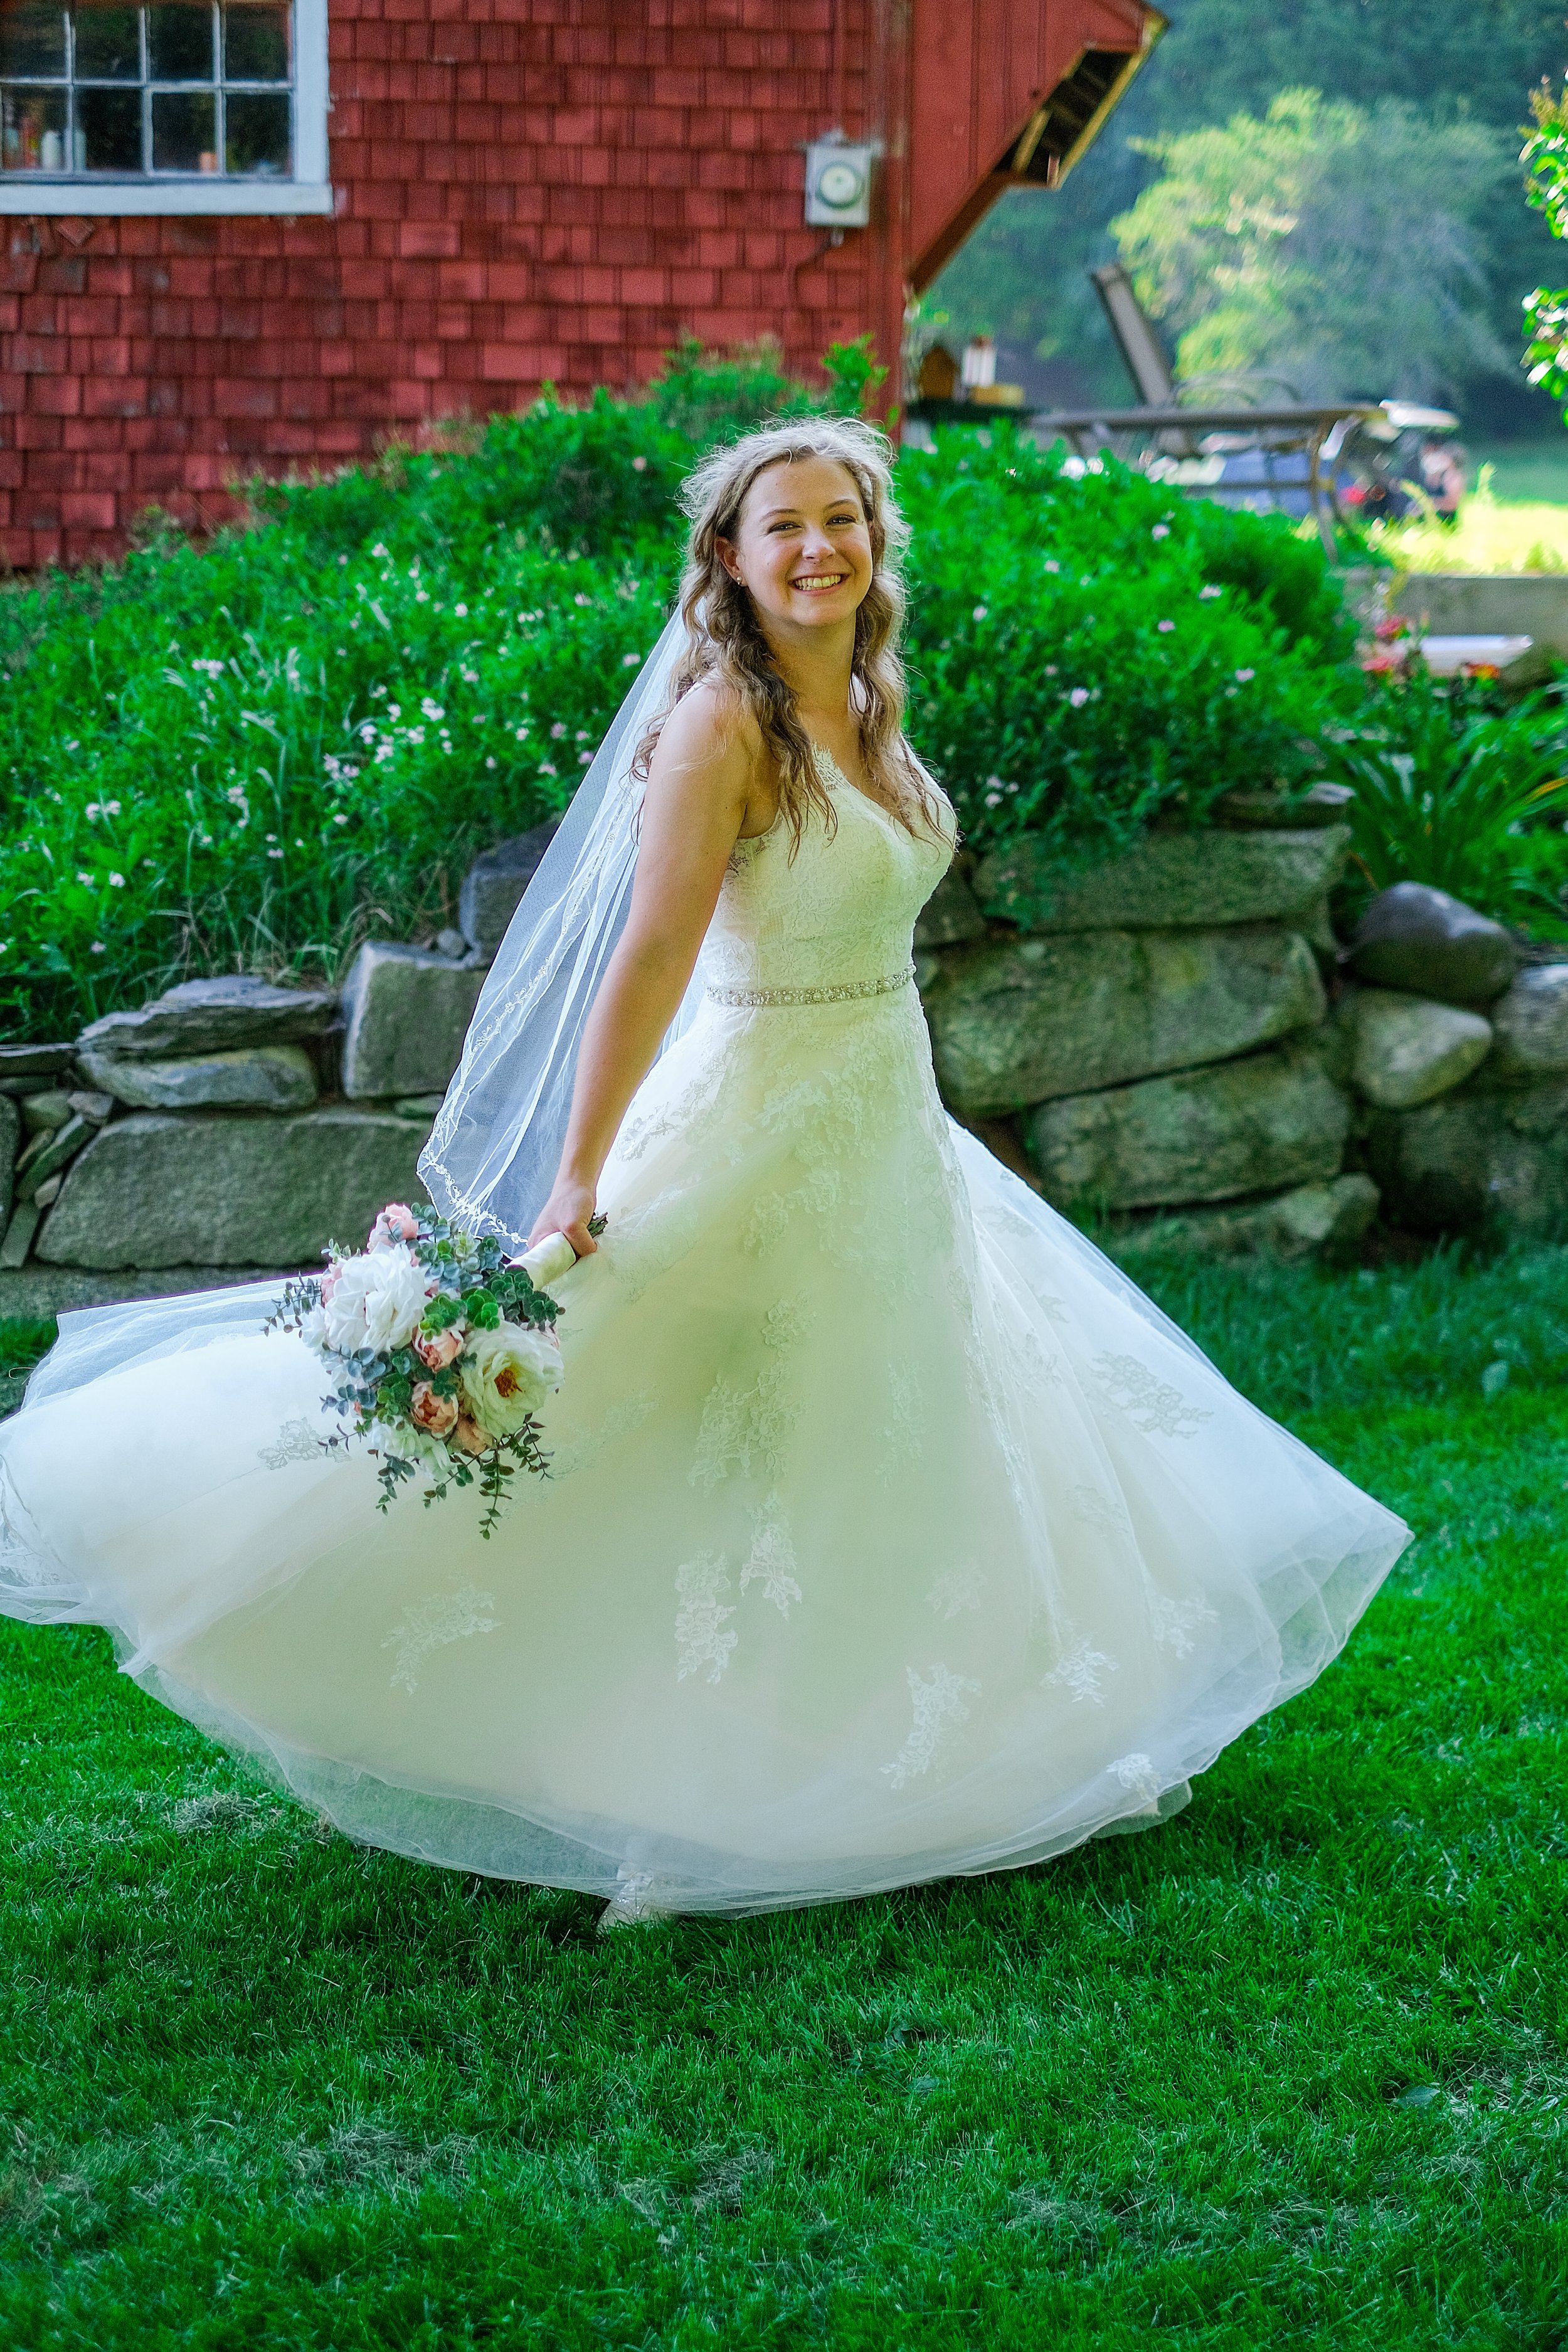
left=266, top=1203, right=605, bottom=1534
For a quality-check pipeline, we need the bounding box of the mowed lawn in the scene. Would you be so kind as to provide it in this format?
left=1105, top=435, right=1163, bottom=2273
left=0, top=1246, right=1564, bottom=2350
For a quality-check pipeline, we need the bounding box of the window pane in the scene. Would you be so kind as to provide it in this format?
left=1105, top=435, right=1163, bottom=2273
left=79, top=82, right=140, bottom=167
left=74, top=7, right=142, bottom=79
left=223, top=1, right=287, bottom=82
left=147, top=1, right=211, bottom=80
left=1, top=83, right=68, bottom=167
left=0, top=4, right=67, bottom=77
left=151, top=85, right=214, bottom=166
left=224, top=87, right=286, bottom=172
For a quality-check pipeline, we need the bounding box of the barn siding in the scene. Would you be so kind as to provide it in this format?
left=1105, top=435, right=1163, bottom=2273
left=0, top=0, right=1148, bottom=567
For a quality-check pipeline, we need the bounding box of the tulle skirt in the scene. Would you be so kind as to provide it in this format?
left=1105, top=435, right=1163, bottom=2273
left=0, top=987, right=1409, bottom=1912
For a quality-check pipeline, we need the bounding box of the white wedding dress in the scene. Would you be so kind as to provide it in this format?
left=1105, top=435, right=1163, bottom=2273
left=0, top=755, right=1409, bottom=1914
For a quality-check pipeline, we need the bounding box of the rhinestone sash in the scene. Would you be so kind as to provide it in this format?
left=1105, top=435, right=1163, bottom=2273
left=706, top=963, right=914, bottom=1010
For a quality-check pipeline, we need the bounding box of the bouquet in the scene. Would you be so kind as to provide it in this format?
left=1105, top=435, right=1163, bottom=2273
left=267, top=1202, right=603, bottom=1534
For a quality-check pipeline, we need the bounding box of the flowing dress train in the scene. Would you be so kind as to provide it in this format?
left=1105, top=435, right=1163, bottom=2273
left=0, top=756, right=1409, bottom=1912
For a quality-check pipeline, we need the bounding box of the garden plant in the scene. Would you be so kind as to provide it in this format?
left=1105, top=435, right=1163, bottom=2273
left=0, top=351, right=1362, bottom=1046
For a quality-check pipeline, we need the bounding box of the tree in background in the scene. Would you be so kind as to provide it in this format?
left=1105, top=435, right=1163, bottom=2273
left=925, top=0, right=1566, bottom=430
left=1521, top=78, right=1568, bottom=420
left=1111, top=90, right=1508, bottom=403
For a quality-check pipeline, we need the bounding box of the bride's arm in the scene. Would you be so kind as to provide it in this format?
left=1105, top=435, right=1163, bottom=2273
left=527, top=692, right=758, bottom=1254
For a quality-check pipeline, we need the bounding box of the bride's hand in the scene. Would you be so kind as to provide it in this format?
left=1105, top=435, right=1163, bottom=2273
left=527, top=1178, right=600, bottom=1258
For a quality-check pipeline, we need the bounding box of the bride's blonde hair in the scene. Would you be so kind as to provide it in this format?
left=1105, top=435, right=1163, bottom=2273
left=635, top=415, right=943, bottom=852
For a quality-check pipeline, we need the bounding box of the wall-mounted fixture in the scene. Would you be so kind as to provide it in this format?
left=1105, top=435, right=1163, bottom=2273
left=803, top=137, right=875, bottom=228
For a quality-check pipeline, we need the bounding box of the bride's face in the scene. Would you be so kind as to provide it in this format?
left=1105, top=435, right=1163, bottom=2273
left=716, top=457, right=875, bottom=635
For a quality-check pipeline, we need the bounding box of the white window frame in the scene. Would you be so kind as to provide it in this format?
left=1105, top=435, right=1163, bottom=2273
left=0, top=0, right=329, bottom=212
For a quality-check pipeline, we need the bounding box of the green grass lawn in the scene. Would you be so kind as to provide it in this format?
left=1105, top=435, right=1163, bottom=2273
left=1, top=1248, right=1565, bottom=2349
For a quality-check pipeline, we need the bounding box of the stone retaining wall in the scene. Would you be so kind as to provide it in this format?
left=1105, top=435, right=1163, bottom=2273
left=3, top=811, right=1564, bottom=1304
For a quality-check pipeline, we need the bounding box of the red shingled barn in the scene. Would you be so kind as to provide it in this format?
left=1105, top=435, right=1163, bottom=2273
left=0, top=0, right=1161, bottom=568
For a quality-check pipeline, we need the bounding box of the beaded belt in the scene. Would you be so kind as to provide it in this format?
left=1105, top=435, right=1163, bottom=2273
left=706, top=963, right=914, bottom=1009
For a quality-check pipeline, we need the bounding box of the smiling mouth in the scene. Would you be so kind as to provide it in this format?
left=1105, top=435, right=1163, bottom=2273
left=791, top=572, right=849, bottom=593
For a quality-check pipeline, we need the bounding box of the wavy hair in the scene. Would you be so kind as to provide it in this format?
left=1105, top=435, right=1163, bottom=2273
left=634, top=416, right=943, bottom=852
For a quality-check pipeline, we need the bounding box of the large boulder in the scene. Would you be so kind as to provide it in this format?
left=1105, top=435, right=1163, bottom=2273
left=458, top=819, right=561, bottom=959
left=1348, top=989, right=1493, bottom=1110
left=925, top=927, right=1326, bottom=1118
left=0, top=1042, right=74, bottom=1095
left=338, top=943, right=486, bottom=1101
left=914, top=866, right=986, bottom=950
left=1025, top=1044, right=1351, bottom=1212
left=0, top=1094, right=16, bottom=1229
left=972, top=825, right=1350, bottom=934
left=1347, top=883, right=1517, bottom=1006
left=77, top=1044, right=319, bottom=1113
left=1480, top=965, right=1568, bottom=1086
left=1112, top=1173, right=1380, bottom=1266
left=77, top=975, right=338, bottom=1061
left=1365, top=1081, right=1568, bottom=1237
left=36, top=1110, right=431, bottom=1270
left=1209, top=782, right=1357, bottom=831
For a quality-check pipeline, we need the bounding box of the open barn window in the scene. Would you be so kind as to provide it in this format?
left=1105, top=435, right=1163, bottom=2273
left=0, top=0, right=328, bottom=209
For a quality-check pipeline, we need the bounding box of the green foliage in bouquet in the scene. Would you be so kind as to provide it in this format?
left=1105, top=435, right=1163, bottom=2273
left=267, top=1207, right=598, bottom=1535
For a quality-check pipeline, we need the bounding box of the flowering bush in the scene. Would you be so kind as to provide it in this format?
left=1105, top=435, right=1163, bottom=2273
left=0, top=357, right=1364, bottom=1041
left=899, top=428, right=1359, bottom=863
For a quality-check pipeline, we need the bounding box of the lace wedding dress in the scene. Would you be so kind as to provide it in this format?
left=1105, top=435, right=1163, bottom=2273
left=0, top=755, right=1409, bottom=1914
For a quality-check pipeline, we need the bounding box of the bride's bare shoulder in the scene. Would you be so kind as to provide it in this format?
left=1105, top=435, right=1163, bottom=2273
left=652, top=678, right=764, bottom=784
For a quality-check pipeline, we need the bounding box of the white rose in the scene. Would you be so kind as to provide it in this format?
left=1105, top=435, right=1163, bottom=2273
left=321, top=1245, right=432, bottom=1356
left=458, top=1321, right=561, bottom=1438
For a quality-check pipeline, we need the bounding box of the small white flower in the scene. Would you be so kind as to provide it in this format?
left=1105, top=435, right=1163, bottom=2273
left=1068, top=686, right=1091, bottom=708
left=90, top=940, right=105, bottom=954
left=107, top=871, right=125, bottom=887
left=1157, top=618, right=1175, bottom=633
left=1044, top=558, right=1061, bottom=573
left=421, top=698, right=444, bottom=721
left=333, top=812, right=349, bottom=824
left=75, top=869, right=92, bottom=885
left=1234, top=667, right=1256, bottom=682
left=622, top=650, right=640, bottom=666
left=1199, top=583, right=1221, bottom=599
left=550, top=721, right=567, bottom=739
left=1152, top=522, right=1170, bottom=538
left=453, top=603, right=468, bottom=617
left=321, top=1246, right=432, bottom=1356
left=972, top=603, right=988, bottom=622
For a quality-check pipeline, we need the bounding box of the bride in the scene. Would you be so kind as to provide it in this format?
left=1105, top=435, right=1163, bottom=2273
left=0, top=418, right=1409, bottom=1918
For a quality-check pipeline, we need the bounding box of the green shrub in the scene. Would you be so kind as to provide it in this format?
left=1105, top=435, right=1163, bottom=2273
left=1322, top=664, right=1568, bottom=928
left=0, top=381, right=1361, bottom=1042
left=900, top=430, right=1358, bottom=862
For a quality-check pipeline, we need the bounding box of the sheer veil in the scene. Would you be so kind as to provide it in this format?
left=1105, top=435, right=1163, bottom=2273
left=419, top=613, right=701, bottom=1249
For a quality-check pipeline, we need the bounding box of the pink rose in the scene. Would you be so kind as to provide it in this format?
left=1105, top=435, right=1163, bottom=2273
left=452, top=1413, right=489, bottom=1456
left=410, top=1382, right=458, bottom=1437
left=320, top=1263, right=341, bottom=1302
left=369, top=1202, right=421, bottom=1251
left=415, top=1327, right=463, bottom=1371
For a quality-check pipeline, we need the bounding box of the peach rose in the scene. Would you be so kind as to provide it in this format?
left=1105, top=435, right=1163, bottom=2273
left=410, top=1382, right=458, bottom=1438
left=414, top=1326, right=463, bottom=1372
left=452, top=1414, right=490, bottom=1456
left=369, top=1202, right=421, bottom=1251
